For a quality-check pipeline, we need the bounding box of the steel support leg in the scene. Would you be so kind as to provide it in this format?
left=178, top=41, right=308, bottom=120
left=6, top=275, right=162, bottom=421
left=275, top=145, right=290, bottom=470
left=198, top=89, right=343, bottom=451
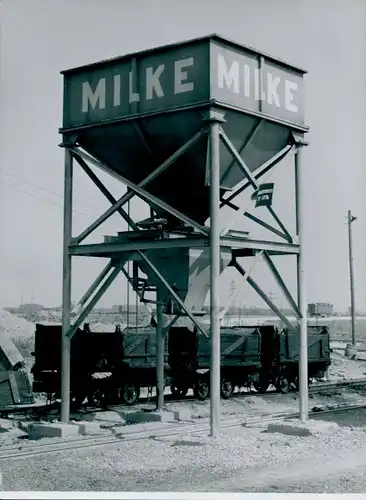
left=209, top=118, right=221, bottom=438
left=295, top=144, right=308, bottom=422
left=156, top=287, right=165, bottom=411
left=61, top=148, right=73, bottom=423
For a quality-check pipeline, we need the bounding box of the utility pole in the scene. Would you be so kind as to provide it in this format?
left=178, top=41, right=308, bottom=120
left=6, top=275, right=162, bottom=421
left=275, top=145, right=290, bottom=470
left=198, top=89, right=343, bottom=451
left=347, top=210, right=357, bottom=346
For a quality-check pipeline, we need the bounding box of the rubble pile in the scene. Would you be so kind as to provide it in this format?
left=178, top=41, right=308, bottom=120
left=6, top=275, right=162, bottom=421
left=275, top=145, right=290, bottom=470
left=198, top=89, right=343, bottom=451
left=0, top=308, right=35, bottom=342
left=0, top=308, right=35, bottom=372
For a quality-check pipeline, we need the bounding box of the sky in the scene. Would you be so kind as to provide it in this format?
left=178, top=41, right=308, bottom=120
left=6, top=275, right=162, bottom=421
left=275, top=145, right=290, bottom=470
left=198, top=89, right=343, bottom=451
left=0, top=0, right=365, bottom=312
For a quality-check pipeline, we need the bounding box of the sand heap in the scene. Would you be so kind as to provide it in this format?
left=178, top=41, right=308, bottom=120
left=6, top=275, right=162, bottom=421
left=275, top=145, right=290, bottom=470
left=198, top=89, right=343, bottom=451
left=0, top=308, right=35, bottom=366
left=0, top=308, right=35, bottom=340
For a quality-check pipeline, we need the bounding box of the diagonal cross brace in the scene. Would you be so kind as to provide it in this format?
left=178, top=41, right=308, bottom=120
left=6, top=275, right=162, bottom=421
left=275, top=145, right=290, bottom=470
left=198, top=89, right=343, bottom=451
left=220, top=119, right=264, bottom=187
left=267, top=207, right=292, bottom=243
left=220, top=128, right=258, bottom=189
left=219, top=250, right=264, bottom=320
left=67, top=255, right=130, bottom=339
left=84, top=127, right=204, bottom=209
left=221, top=335, right=247, bottom=360
left=74, top=155, right=139, bottom=232
left=76, top=157, right=154, bottom=317
left=75, top=260, right=114, bottom=311
left=137, top=250, right=209, bottom=338
left=220, top=144, right=293, bottom=208
left=71, top=129, right=207, bottom=243
left=164, top=315, right=179, bottom=331
left=219, top=130, right=293, bottom=242
left=72, top=148, right=209, bottom=240
left=262, top=251, right=301, bottom=319
left=233, top=260, right=296, bottom=332
left=244, top=212, right=291, bottom=243
left=74, top=152, right=200, bottom=325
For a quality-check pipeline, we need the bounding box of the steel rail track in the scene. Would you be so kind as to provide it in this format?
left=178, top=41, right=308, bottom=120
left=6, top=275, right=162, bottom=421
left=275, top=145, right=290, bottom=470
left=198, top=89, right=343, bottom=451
left=0, top=401, right=366, bottom=461
left=1, top=378, right=366, bottom=418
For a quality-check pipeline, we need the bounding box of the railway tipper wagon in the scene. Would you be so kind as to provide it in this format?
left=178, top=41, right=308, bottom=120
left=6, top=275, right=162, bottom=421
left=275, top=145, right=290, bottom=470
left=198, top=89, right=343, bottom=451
left=168, top=324, right=331, bottom=399
left=31, top=322, right=331, bottom=405
left=168, top=325, right=262, bottom=399
left=31, top=323, right=171, bottom=405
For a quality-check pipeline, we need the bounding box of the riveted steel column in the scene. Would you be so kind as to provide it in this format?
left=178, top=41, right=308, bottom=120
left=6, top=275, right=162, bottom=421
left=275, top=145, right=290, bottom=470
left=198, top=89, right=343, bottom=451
left=156, top=286, right=165, bottom=411
left=209, top=116, right=221, bottom=437
left=61, top=148, right=73, bottom=422
left=295, top=144, right=308, bottom=422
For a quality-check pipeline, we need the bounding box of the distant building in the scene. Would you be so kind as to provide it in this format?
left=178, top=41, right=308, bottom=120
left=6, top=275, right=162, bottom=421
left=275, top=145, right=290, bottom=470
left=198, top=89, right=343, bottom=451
left=308, top=303, right=333, bottom=317
left=112, top=305, right=124, bottom=314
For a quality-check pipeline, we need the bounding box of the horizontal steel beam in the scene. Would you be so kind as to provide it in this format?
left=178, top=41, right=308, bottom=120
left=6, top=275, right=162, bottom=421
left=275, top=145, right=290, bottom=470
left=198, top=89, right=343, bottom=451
left=69, top=236, right=299, bottom=256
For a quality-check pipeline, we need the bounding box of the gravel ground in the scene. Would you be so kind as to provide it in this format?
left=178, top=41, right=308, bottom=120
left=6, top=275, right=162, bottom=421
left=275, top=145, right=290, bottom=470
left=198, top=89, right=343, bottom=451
left=1, top=310, right=366, bottom=491
left=2, top=384, right=366, bottom=448
left=328, top=349, right=366, bottom=380
left=1, top=416, right=366, bottom=491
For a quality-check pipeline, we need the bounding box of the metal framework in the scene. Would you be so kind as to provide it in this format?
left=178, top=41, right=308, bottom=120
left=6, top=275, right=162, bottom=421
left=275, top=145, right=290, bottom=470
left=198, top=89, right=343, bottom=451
left=60, top=109, right=309, bottom=435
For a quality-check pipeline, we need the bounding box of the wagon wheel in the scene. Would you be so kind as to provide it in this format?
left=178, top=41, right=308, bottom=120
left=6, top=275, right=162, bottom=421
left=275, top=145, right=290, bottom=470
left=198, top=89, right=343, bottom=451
left=221, top=379, right=235, bottom=399
left=194, top=377, right=210, bottom=400
left=46, top=392, right=57, bottom=405
left=88, top=387, right=109, bottom=408
left=253, top=377, right=270, bottom=394
left=170, top=385, right=189, bottom=399
left=70, top=395, right=86, bottom=410
left=70, top=388, right=88, bottom=407
left=276, top=376, right=290, bottom=394
left=120, top=382, right=140, bottom=405
left=294, top=377, right=312, bottom=391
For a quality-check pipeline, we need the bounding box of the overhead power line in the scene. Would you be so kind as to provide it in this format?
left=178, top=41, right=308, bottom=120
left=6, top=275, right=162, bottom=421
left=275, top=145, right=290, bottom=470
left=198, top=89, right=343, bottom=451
left=0, top=179, right=90, bottom=217
left=1, top=171, right=99, bottom=211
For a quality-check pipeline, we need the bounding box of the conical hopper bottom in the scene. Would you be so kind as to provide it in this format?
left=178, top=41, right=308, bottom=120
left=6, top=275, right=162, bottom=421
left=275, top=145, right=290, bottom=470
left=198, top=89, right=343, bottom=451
left=138, top=247, right=232, bottom=315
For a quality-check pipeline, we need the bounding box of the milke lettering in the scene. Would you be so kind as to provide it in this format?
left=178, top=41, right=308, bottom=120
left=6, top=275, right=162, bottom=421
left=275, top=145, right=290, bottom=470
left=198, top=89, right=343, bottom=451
left=217, top=54, right=299, bottom=113
left=81, top=57, right=195, bottom=113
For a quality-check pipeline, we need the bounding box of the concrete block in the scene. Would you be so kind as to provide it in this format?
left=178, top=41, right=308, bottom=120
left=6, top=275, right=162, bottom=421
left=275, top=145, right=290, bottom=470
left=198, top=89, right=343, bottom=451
left=173, top=409, right=192, bottom=421
left=18, top=420, right=33, bottom=432
left=72, top=421, right=101, bottom=435
left=345, top=343, right=358, bottom=360
left=267, top=422, right=312, bottom=437
left=28, top=422, right=80, bottom=440
left=125, top=411, right=175, bottom=425
left=0, top=418, right=15, bottom=432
